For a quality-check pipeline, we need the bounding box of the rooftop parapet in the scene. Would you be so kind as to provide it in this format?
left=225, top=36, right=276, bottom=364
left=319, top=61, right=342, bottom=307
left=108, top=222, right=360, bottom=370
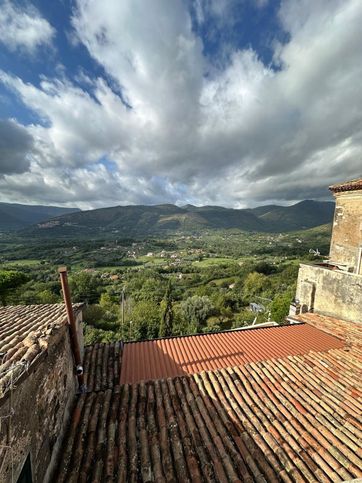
left=294, top=263, right=362, bottom=322
left=329, top=176, right=362, bottom=193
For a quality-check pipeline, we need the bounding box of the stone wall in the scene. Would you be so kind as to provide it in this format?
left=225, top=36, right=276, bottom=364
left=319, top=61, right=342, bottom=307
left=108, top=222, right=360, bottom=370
left=329, top=191, right=362, bottom=271
left=295, top=264, right=362, bottom=322
left=0, top=313, right=83, bottom=483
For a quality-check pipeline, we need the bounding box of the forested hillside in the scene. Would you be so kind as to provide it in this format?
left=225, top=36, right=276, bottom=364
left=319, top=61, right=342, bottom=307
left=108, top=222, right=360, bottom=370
left=22, top=200, right=334, bottom=238
left=0, top=202, right=80, bottom=230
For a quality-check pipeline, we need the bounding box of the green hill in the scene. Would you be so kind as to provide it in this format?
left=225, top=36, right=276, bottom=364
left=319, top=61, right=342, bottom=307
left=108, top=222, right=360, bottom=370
left=249, top=200, right=335, bottom=231
left=22, top=200, right=335, bottom=238
left=0, top=202, right=80, bottom=230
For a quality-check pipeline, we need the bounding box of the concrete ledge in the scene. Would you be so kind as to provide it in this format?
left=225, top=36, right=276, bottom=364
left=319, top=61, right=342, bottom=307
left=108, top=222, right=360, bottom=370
left=295, top=264, right=362, bottom=323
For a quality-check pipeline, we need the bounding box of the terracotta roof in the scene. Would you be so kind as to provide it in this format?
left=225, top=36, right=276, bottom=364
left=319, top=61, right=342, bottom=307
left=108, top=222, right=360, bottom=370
left=120, top=324, right=344, bottom=384
left=288, top=313, right=362, bottom=346
left=56, top=345, right=362, bottom=482
left=0, top=303, right=82, bottom=399
left=83, top=341, right=123, bottom=392
left=329, top=177, right=362, bottom=193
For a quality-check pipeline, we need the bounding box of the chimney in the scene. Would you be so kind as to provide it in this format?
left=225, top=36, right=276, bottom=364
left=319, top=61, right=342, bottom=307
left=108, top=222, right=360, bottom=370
left=58, top=266, right=85, bottom=392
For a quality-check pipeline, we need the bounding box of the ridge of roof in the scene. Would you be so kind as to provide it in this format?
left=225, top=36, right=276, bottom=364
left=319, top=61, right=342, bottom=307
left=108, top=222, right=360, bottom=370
left=329, top=176, right=362, bottom=192
left=121, top=322, right=299, bottom=346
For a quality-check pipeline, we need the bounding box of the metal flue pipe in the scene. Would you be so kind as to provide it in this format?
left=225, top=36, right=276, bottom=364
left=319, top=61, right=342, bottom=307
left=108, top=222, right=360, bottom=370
left=58, top=266, right=85, bottom=391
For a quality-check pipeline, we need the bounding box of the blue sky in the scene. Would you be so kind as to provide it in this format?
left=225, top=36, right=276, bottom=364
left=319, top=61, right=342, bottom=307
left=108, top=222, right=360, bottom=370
left=0, top=0, right=286, bottom=121
left=0, top=0, right=361, bottom=208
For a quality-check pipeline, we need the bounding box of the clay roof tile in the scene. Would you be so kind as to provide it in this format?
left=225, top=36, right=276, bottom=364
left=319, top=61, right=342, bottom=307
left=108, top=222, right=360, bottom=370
left=0, top=303, right=82, bottom=400
left=329, top=176, right=362, bottom=192
left=55, top=313, right=362, bottom=482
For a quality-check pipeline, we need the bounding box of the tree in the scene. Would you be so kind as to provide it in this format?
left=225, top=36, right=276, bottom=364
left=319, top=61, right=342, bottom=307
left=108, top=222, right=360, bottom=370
left=84, top=326, right=119, bottom=345
left=69, top=271, right=100, bottom=303
left=203, top=317, right=221, bottom=333
left=83, top=304, right=105, bottom=326
left=159, top=281, right=174, bottom=337
left=0, top=270, right=28, bottom=305
left=232, top=310, right=256, bottom=328
left=242, top=272, right=270, bottom=302
left=129, top=299, right=161, bottom=340
left=271, top=289, right=294, bottom=323
left=37, top=289, right=59, bottom=304
left=170, top=306, right=188, bottom=336
left=99, top=292, right=120, bottom=317
left=180, top=295, right=213, bottom=333
left=83, top=305, right=119, bottom=332
left=254, top=261, right=276, bottom=275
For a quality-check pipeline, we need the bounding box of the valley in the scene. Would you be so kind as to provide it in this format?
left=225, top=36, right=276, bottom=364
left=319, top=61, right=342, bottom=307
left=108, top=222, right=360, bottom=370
left=0, top=223, right=332, bottom=344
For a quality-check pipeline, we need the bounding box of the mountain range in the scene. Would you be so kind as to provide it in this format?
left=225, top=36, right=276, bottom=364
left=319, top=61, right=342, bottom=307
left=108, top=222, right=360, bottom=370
left=10, top=199, right=335, bottom=237
left=0, top=202, right=80, bottom=230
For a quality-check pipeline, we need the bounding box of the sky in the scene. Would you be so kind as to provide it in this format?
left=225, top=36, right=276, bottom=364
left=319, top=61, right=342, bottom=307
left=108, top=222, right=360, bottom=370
left=0, top=0, right=361, bottom=209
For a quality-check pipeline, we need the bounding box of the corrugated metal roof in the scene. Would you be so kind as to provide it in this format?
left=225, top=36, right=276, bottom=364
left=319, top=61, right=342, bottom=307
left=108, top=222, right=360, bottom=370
left=120, top=323, right=345, bottom=384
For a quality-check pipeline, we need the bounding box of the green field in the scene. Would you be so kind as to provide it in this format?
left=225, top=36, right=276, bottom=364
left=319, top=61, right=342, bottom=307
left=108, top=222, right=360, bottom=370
left=2, top=259, right=42, bottom=267
left=192, top=257, right=235, bottom=267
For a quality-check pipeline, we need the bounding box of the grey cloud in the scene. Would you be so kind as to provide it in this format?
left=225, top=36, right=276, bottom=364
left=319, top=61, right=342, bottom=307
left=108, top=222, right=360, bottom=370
left=0, top=120, right=33, bottom=174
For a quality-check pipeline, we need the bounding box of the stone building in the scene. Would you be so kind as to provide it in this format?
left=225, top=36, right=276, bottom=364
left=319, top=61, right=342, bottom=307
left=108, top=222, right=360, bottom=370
left=329, top=177, right=362, bottom=271
left=293, top=177, right=362, bottom=322
left=0, top=304, right=83, bottom=483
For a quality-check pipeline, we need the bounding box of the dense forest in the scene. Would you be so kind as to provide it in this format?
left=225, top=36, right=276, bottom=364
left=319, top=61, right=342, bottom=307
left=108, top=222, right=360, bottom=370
left=0, top=225, right=331, bottom=344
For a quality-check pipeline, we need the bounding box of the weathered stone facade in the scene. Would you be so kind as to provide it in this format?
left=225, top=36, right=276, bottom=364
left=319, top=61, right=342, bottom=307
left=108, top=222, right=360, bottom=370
left=0, top=311, right=83, bottom=483
left=295, top=263, right=362, bottom=322
left=292, top=177, right=362, bottom=322
left=329, top=190, right=362, bottom=272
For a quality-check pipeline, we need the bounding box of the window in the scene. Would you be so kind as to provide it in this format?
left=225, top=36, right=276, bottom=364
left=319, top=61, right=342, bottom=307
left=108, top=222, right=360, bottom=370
left=17, top=455, right=32, bottom=483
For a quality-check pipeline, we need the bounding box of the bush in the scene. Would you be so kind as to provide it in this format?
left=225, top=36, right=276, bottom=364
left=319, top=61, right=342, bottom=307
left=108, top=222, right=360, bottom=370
left=84, top=325, right=120, bottom=345
left=254, top=262, right=277, bottom=275
left=270, top=289, right=294, bottom=323
left=0, top=270, right=28, bottom=305
left=83, top=305, right=105, bottom=325
left=180, top=295, right=214, bottom=333
left=128, top=299, right=161, bottom=340
left=37, top=289, right=60, bottom=304
left=242, top=272, right=270, bottom=302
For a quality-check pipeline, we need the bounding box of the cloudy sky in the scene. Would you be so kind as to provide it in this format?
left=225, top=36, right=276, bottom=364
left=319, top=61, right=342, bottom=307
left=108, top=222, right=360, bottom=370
left=0, top=0, right=361, bottom=209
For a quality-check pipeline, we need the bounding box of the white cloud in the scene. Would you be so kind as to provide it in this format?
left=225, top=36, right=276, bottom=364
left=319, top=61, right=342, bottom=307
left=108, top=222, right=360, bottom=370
left=0, top=0, right=55, bottom=53
left=0, top=0, right=361, bottom=208
left=0, top=71, right=134, bottom=168
left=72, top=0, right=204, bottom=130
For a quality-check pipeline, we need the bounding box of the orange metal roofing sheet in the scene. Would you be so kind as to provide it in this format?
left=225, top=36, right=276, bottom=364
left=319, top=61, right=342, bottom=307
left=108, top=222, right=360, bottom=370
left=120, top=323, right=345, bottom=384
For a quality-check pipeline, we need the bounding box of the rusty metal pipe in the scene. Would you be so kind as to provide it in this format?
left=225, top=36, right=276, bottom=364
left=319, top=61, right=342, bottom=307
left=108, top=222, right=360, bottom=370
left=58, top=266, right=85, bottom=390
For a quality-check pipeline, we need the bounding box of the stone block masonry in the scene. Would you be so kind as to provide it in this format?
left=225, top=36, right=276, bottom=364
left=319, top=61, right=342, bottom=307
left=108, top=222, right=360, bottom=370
left=329, top=190, right=362, bottom=272
left=0, top=306, right=83, bottom=483
left=295, top=263, right=362, bottom=322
